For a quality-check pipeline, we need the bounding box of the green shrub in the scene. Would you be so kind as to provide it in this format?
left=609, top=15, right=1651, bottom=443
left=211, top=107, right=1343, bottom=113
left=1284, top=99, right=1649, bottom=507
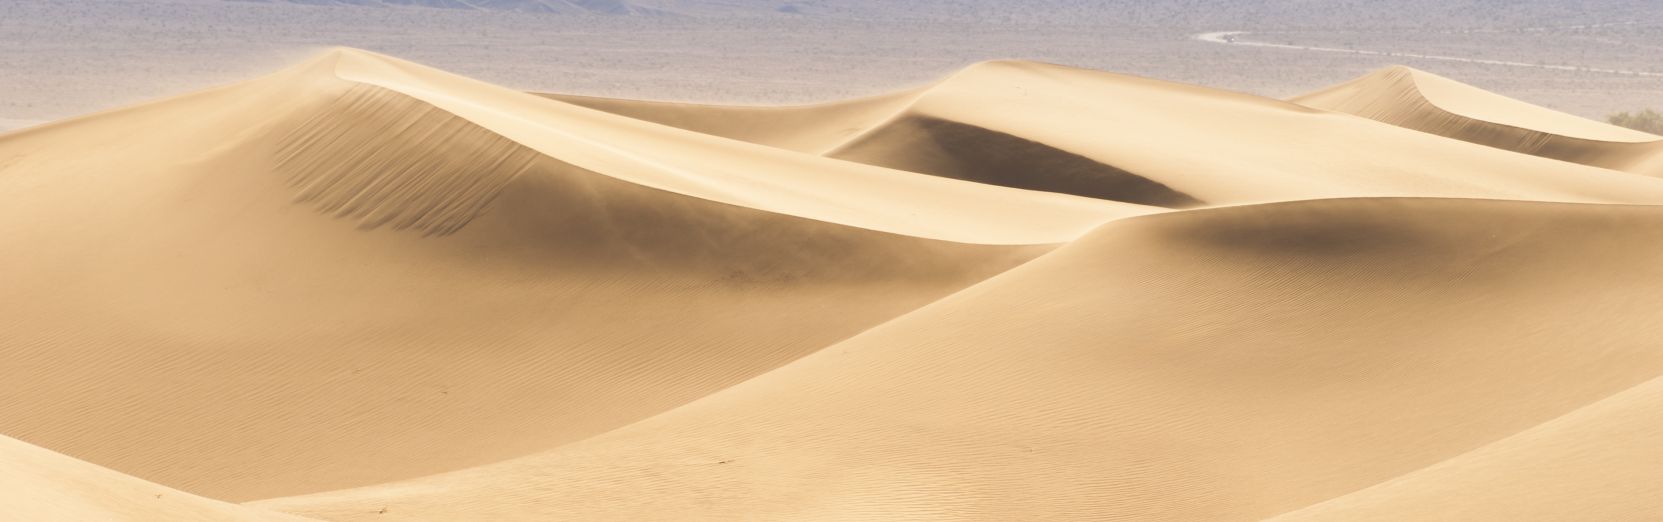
left=1607, top=109, right=1663, bottom=134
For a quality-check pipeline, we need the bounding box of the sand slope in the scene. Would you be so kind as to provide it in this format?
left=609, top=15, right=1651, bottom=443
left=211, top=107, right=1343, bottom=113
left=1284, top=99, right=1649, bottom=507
left=0, top=48, right=1128, bottom=501
left=0, top=435, right=308, bottom=521
left=1270, top=372, right=1663, bottom=521
left=257, top=198, right=1663, bottom=520
left=1293, top=66, right=1663, bottom=176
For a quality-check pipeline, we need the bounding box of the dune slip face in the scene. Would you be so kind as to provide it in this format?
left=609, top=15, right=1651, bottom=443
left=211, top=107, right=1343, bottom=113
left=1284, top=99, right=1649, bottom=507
left=7, top=45, right=1663, bottom=521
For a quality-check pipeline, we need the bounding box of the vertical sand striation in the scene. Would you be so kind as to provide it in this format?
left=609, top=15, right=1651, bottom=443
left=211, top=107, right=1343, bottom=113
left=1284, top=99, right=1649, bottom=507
left=275, top=83, right=542, bottom=236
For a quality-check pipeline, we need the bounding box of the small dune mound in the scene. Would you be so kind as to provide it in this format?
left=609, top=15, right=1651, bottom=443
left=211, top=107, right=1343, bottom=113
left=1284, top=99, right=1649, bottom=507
left=1293, top=66, right=1663, bottom=176
left=828, top=114, right=1203, bottom=207
left=257, top=198, right=1663, bottom=521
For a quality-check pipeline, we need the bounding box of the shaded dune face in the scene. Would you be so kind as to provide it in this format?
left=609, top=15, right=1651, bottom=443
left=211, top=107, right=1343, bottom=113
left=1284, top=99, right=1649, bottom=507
left=827, top=115, right=1204, bottom=208
left=1293, top=66, right=1663, bottom=177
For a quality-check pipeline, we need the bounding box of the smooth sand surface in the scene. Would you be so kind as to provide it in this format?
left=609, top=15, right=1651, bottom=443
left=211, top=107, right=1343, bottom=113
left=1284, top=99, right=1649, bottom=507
left=255, top=198, right=1663, bottom=520
left=0, top=435, right=309, bottom=521
left=1269, top=370, right=1663, bottom=521
left=1293, top=66, right=1663, bottom=176
left=6, top=47, right=1663, bottom=520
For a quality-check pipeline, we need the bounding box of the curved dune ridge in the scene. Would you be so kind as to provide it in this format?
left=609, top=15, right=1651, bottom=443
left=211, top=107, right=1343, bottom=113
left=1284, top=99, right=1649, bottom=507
left=557, top=60, right=1663, bottom=207
left=1293, top=66, right=1663, bottom=176
left=322, top=50, right=1142, bottom=244
left=257, top=198, right=1663, bottom=520
left=6, top=46, right=1663, bottom=520
left=543, top=89, right=924, bottom=154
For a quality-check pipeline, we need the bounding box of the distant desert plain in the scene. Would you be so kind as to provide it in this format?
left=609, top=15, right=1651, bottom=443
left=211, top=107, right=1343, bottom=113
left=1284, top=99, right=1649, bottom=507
left=4, top=1, right=1663, bottom=520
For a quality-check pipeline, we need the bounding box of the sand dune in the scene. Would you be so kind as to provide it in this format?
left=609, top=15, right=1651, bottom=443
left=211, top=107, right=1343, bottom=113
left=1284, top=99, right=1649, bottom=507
left=1293, top=66, right=1663, bottom=176
left=7, top=46, right=1663, bottom=520
left=0, top=48, right=1108, bottom=501
left=323, top=50, right=1142, bottom=243
left=0, top=434, right=308, bottom=521
left=559, top=60, right=1663, bottom=207
left=257, top=198, right=1663, bottom=520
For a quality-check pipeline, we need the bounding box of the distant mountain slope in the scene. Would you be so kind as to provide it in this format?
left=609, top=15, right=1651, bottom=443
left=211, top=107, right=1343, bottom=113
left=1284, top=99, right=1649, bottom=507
left=219, top=0, right=1663, bottom=24
left=228, top=0, right=672, bottom=15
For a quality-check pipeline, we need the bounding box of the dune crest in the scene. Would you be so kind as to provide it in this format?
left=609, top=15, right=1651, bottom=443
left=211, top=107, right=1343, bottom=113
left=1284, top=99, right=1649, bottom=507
left=320, top=49, right=1141, bottom=244
left=558, top=59, right=1663, bottom=206
left=1294, top=66, right=1663, bottom=176
left=543, top=89, right=925, bottom=154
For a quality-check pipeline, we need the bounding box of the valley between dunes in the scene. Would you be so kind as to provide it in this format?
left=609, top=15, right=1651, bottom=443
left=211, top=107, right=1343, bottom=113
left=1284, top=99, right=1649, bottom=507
left=3, top=47, right=1662, bottom=521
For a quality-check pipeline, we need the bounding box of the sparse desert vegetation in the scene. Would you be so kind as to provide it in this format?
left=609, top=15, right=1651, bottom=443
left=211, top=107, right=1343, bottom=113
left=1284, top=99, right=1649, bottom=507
left=1609, top=109, right=1663, bottom=134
